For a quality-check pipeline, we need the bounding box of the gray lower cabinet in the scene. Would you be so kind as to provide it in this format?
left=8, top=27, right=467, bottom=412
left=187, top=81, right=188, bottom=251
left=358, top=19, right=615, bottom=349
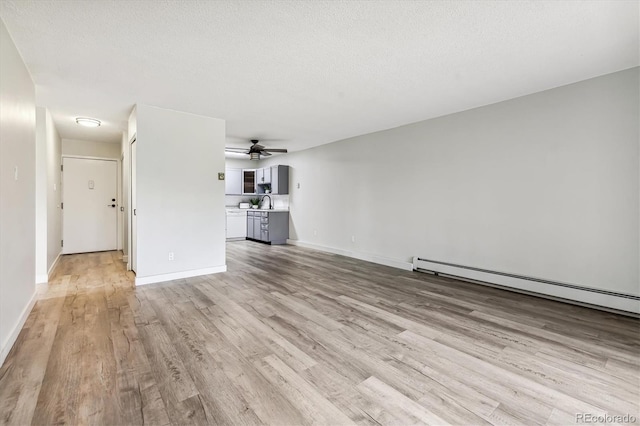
left=247, top=211, right=288, bottom=245
left=253, top=215, right=261, bottom=240
left=247, top=213, right=255, bottom=239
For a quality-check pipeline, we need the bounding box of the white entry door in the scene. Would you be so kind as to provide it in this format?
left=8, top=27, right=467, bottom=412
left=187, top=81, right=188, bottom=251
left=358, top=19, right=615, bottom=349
left=63, top=157, right=118, bottom=254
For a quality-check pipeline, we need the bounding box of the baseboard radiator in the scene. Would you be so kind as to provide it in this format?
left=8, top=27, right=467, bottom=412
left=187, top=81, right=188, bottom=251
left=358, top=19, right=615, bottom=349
left=412, top=257, right=639, bottom=316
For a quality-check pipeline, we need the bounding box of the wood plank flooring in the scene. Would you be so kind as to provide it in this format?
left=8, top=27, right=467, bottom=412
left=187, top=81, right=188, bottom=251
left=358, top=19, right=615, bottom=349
left=0, top=242, right=638, bottom=425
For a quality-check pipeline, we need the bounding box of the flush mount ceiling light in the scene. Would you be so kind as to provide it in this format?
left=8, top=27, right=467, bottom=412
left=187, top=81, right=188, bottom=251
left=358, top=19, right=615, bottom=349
left=75, top=117, right=101, bottom=128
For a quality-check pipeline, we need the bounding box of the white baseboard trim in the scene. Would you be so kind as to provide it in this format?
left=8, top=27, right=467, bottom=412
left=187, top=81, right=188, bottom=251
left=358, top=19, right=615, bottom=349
left=286, top=239, right=413, bottom=271
left=122, top=255, right=128, bottom=262
left=135, top=265, right=227, bottom=286
left=0, top=290, right=37, bottom=368
left=37, top=252, right=62, bottom=284
left=47, top=252, right=61, bottom=279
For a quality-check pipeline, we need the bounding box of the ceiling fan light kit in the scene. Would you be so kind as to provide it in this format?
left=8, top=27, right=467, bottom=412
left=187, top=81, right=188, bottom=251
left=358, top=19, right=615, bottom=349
left=226, top=139, right=288, bottom=160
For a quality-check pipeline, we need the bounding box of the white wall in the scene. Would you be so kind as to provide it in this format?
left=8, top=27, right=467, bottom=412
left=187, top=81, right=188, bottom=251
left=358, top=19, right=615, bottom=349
left=45, top=109, right=62, bottom=273
left=124, top=106, right=136, bottom=267
left=35, top=107, right=62, bottom=282
left=225, top=157, right=256, bottom=169
left=128, top=105, right=137, bottom=142
left=62, top=138, right=121, bottom=159
left=0, top=19, right=37, bottom=365
left=268, top=68, right=639, bottom=298
left=134, top=104, right=226, bottom=283
left=35, top=108, right=47, bottom=281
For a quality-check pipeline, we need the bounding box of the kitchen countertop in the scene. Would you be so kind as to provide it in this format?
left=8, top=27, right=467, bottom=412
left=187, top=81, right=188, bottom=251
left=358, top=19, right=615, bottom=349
left=225, top=207, right=289, bottom=213
left=249, top=208, right=289, bottom=213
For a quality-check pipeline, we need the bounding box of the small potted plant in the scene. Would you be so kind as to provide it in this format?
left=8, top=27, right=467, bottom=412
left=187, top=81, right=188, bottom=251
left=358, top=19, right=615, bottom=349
left=264, top=184, right=271, bottom=194
left=250, top=198, right=260, bottom=209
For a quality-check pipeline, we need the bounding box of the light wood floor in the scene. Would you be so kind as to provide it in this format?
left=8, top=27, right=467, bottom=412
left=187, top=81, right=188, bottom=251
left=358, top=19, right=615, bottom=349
left=1, top=242, right=638, bottom=425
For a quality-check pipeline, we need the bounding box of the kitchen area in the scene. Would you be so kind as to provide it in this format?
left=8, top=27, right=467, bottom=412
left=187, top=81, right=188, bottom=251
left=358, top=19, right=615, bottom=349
left=225, top=164, right=290, bottom=245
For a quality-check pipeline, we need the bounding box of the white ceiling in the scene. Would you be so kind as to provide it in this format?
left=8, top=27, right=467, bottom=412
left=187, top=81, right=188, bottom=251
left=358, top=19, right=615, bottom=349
left=1, top=0, right=638, bottom=150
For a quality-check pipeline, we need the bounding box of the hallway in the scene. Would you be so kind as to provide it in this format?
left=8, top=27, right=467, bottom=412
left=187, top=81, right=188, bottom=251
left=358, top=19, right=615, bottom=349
left=0, top=251, right=138, bottom=425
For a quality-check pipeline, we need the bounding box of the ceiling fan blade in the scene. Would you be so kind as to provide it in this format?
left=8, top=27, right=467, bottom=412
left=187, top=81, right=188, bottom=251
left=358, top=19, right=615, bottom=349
left=225, top=147, right=249, bottom=152
left=263, top=148, right=287, bottom=153
left=255, top=138, right=288, bottom=142
left=259, top=150, right=272, bottom=156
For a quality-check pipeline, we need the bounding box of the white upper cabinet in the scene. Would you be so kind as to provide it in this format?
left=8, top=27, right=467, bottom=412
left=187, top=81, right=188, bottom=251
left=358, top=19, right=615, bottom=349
left=256, top=167, right=271, bottom=185
left=225, top=168, right=242, bottom=195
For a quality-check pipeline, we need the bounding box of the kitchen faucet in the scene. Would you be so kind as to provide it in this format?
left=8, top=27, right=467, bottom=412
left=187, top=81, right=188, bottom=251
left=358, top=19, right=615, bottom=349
left=260, top=194, right=272, bottom=210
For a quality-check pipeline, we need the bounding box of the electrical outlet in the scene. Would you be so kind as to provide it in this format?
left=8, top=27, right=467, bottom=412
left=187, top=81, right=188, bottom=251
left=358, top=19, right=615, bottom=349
left=351, top=235, right=356, bottom=243
left=14, top=166, right=18, bottom=181
left=168, top=252, right=174, bottom=261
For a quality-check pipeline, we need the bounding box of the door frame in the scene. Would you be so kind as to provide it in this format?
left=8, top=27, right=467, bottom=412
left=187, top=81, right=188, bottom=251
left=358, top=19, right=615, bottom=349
left=121, top=152, right=126, bottom=256
left=61, top=155, right=121, bottom=254
left=128, top=135, right=137, bottom=273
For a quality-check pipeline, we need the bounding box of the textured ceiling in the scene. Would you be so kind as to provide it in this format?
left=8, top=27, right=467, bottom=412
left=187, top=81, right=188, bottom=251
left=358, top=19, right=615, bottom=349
left=1, top=0, right=638, bottom=149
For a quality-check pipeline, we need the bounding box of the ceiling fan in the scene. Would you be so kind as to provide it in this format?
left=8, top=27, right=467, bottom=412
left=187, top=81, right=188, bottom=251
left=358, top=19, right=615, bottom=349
left=225, top=139, right=288, bottom=160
